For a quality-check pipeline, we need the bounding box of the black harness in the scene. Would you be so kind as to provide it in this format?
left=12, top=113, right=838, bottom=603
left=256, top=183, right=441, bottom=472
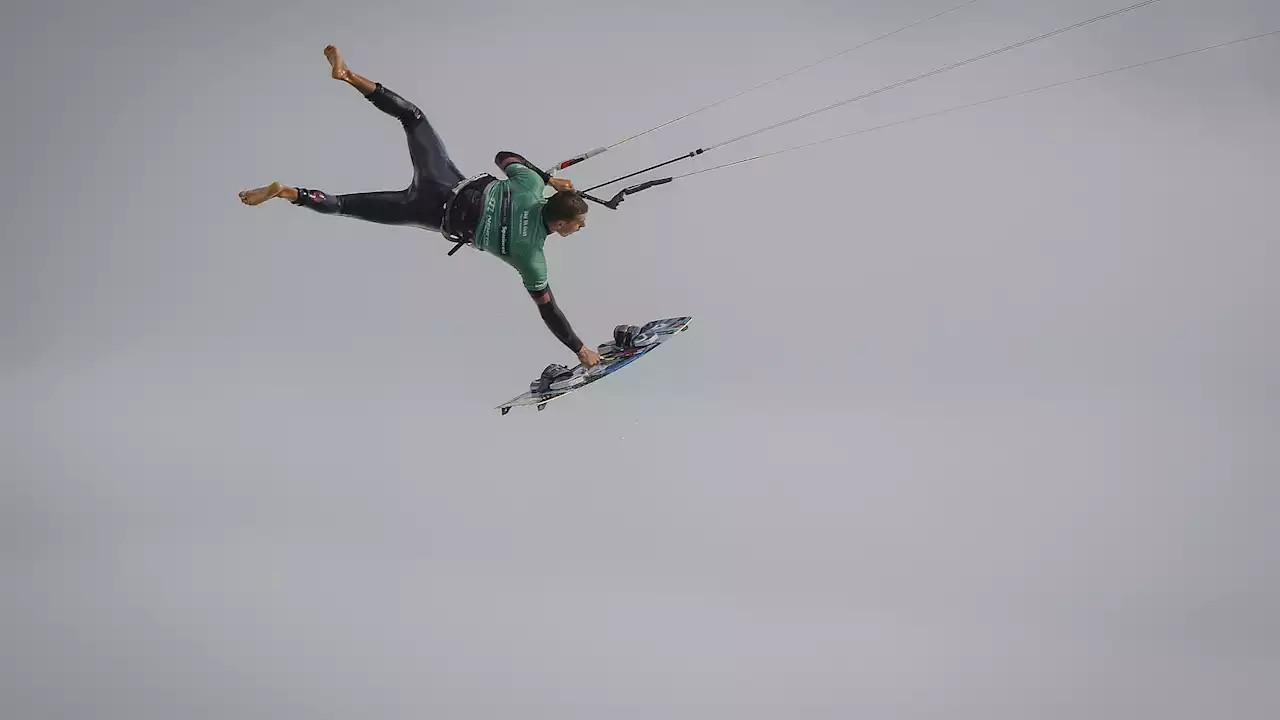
left=441, top=174, right=514, bottom=258
left=441, top=173, right=498, bottom=255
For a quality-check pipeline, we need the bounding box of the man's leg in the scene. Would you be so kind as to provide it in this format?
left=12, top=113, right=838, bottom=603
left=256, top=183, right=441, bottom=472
left=237, top=46, right=460, bottom=230
left=325, top=45, right=465, bottom=189
left=237, top=47, right=431, bottom=226
left=238, top=182, right=419, bottom=226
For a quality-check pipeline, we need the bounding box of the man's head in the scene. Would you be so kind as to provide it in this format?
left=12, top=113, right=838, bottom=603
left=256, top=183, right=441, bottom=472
left=543, top=191, right=589, bottom=237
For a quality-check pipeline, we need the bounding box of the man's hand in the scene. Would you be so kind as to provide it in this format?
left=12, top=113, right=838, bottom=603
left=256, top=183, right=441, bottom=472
left=577, top=345, right=602, bottom=369
left=549, top=177, right=575, bottom=193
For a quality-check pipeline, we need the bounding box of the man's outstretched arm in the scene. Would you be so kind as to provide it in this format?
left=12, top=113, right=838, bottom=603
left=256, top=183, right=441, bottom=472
left=495, top=152, right=576, bottom=194
left=530, top=287, right=600, bottom=368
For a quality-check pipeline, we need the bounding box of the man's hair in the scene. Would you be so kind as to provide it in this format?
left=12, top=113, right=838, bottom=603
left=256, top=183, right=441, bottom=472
left=544, top=191, right=588, bottom=224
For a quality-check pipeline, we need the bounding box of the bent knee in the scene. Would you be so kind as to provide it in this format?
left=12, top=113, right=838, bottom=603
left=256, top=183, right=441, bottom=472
left=374, top=85, right=424, bottom=123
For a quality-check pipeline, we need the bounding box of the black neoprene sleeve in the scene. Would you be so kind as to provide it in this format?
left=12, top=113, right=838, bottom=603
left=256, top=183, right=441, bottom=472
left=534, top=288, right=584, bottom=352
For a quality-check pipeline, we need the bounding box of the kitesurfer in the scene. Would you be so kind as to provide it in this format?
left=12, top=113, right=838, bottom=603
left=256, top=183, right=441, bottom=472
left=239, top=46, right=600, bottom=368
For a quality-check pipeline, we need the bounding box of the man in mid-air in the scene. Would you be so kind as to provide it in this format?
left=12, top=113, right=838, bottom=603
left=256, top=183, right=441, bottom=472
left=239, top=46, right=601, bottom=369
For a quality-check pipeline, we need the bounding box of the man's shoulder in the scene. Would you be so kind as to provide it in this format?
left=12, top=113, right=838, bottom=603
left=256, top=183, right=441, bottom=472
left=503, top=163, right=547, bottom=195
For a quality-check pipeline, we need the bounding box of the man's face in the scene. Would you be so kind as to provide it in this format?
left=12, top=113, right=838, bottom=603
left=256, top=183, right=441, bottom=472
left=554, top=213, right=588, bottom=237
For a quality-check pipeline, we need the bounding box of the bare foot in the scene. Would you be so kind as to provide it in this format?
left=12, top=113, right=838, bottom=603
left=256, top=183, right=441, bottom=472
left=324, top=45, right=349, bottom=81
left=239, top=182, right=284, bottom=206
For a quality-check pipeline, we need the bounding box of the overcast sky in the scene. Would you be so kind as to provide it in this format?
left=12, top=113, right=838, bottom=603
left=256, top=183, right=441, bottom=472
left=4, top=0, right=1279, bottom=718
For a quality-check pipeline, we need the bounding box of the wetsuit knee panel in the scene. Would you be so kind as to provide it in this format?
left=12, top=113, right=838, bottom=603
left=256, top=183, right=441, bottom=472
left=366, top=83, right=424, bottom=125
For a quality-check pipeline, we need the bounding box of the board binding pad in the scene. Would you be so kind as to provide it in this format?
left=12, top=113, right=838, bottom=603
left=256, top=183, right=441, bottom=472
left=496, top=316, right=692, bottom=414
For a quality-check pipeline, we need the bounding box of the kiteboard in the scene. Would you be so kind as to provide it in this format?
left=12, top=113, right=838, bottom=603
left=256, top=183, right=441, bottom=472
left=496, top=316, right=692, bottom=415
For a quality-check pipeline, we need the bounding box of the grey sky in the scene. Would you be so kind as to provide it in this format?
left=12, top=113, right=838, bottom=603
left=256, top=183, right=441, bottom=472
left=4, top=0, right=1279, bottom=718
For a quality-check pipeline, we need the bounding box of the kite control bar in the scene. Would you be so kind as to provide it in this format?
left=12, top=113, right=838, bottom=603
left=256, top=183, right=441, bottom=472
left=571, top=178, right=673, bottom=210
left=603, top=177, right=672, bottom=208
left=548, top=146, right=703, bottom=210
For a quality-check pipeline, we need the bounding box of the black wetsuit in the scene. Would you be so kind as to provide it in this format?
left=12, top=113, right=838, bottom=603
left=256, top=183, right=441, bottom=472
left=291, top=83, right=464, bottom=230
left=290, top=83, right=586, bottom=354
